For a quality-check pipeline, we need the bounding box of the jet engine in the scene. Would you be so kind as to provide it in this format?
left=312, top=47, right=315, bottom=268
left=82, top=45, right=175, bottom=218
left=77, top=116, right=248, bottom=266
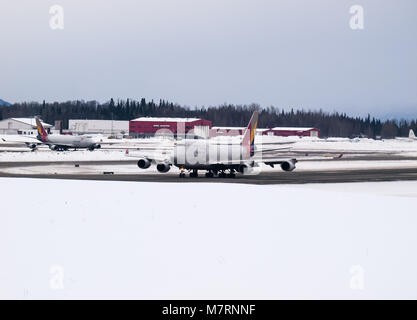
left=238, top=163, right=253, bottom=175
left=137, top=158, right=151, bottom=169
left=156, top=162, right=171, bottom=173
left=28, top=144, right=37, bottom=150
left=280, top=159, right=296, bottom=172
left=49, top=145, right=58, bottom=151
left=89, top=144, right=101, bottom=151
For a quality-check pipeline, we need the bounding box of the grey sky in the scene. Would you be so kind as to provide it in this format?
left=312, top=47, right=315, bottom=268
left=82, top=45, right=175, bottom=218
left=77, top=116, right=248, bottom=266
left=1, top=0, right=416, bottom=118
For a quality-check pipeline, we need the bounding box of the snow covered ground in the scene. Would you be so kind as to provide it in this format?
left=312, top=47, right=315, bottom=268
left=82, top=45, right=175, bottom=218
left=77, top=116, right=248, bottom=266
left=261, top=136, right=417, bottom=154
left=1, top=178, right=417, bottom=299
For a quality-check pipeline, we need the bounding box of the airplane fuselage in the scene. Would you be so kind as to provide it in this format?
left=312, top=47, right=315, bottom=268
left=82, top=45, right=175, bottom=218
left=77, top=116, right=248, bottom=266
left=43, top=135, right=100, bottom=149
left=172, top=140, right=250, bottom=169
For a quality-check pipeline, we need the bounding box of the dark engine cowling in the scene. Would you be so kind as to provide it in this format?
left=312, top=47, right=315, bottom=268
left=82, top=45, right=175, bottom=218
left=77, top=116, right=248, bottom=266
left=49, top=145, right=58, bottom=151
left=156, top=162, right=171, bottom=173
left=238, top=163, right=253, bottom=174
left=281, top=159, right=296, bottom=172
left=137, top=158, right=151, bottom=169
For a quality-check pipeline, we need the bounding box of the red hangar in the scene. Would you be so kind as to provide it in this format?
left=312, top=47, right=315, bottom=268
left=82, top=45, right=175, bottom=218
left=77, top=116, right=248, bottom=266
left=129, top=117, right=212, bottom=138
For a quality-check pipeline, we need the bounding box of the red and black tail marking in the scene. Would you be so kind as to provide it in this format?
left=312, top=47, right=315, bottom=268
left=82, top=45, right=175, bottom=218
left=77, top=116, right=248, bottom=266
left=242, top=111, right=258, bottom=158
left=35, top=116, right=48, bottom=142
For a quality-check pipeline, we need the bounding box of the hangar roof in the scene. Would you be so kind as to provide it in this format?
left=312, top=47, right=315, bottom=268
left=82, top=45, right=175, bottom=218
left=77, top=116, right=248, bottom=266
left=131, top=117, right=202, bottom=122
left=271, top=127, right=316, bottom=131
left=10, top=118, right=53, bottom=128
left=212, top=126, right=246, bottom=130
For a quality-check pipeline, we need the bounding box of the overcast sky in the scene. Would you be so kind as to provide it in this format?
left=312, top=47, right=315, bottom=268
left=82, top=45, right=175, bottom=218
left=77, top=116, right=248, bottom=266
left=0, top=0, right=416, bottom=118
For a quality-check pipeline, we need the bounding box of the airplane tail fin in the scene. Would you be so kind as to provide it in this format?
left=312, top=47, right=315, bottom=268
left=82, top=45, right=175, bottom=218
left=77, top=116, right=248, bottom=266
left=242, top=111, right=258, bottom=158
left=409, top=129, right=416, bottom=139
left=35, top=116, right=48, bottom=142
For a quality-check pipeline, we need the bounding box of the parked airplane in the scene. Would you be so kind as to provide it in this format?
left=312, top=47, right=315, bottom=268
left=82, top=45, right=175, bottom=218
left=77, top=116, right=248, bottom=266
left=35, top=117, right=102, bottom=151
left=127, top=111, right=298, bottom=178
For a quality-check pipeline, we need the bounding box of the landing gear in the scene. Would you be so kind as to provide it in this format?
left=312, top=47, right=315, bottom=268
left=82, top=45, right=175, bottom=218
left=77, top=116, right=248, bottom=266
left=219, top=171, right=227, bottom=178
left=218, top=170, right=235, bottom=178
left=205, top=171, right=214, bottom=178
left=88, top=145, right=100, bottom=151
left=177, top=169, right=235, bottom=179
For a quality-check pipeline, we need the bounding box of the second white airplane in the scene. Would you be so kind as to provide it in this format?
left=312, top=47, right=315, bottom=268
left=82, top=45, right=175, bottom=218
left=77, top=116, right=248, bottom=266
left=35, top=116, right=102, bottom=151
left=128, top=111, right=298, bottom=178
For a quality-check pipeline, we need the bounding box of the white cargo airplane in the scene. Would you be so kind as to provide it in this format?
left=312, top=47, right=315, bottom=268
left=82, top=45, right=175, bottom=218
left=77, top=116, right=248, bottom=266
left=35, top=117, right=102, bottom=151
left=127, top=111, right=299, bottom=178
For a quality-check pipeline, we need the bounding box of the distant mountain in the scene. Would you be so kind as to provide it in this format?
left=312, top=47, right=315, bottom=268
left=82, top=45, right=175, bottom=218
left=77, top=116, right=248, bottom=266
left=0, top=99, right=11, bottom=107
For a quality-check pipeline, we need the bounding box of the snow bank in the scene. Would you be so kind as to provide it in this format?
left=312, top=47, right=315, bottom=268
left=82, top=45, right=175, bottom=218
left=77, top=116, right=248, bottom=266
left=1, top=178, right=417, bottom=299
left=293, top=137, right=417, bottom=153
left=0, top=150, right=130, bottom=162
left=258, top=135, right=417, bottom=153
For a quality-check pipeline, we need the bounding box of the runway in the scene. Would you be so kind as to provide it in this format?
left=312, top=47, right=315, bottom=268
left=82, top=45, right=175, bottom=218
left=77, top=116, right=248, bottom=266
left=1, top=149, right=417, bottom=184
left=1, top=166, right=417, bottom=184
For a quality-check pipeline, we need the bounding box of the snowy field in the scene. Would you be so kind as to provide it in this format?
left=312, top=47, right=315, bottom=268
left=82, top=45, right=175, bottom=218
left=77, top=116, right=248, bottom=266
left=261, top=136, right=417, bottom=155
left=1, top=178, right=417, bottom=299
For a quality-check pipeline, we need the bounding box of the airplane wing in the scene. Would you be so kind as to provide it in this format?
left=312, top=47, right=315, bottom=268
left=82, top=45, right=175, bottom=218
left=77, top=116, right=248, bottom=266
left=0, top=136, right=42, bottom=149
left=104, top=145, right=174, bottom=150
left=125, top=150, right=288, bottom=167
left=259, top=141, right=296, bottom=145
left=256, top=146, right=293, bottom=153
left=0, top=136, right=40, bottom=144
left=125, top=149, right=172, bottom=164
left=249, top=152, right=342, bottom=169
left=258, top=152, right=343, bottom=165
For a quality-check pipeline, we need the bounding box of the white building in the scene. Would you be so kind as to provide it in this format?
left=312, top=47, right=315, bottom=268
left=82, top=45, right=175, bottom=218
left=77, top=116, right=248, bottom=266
left=211, top=127, right=269, bottom=136
left=68, top=119, right=129, bottom=136
left=211, top=126, right=320, bottom=137
left=0, top=118, right=52, bottom=135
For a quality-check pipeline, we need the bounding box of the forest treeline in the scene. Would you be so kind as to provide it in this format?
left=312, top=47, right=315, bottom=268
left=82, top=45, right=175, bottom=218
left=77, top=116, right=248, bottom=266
left=0, top=98, right=415, bottom=138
